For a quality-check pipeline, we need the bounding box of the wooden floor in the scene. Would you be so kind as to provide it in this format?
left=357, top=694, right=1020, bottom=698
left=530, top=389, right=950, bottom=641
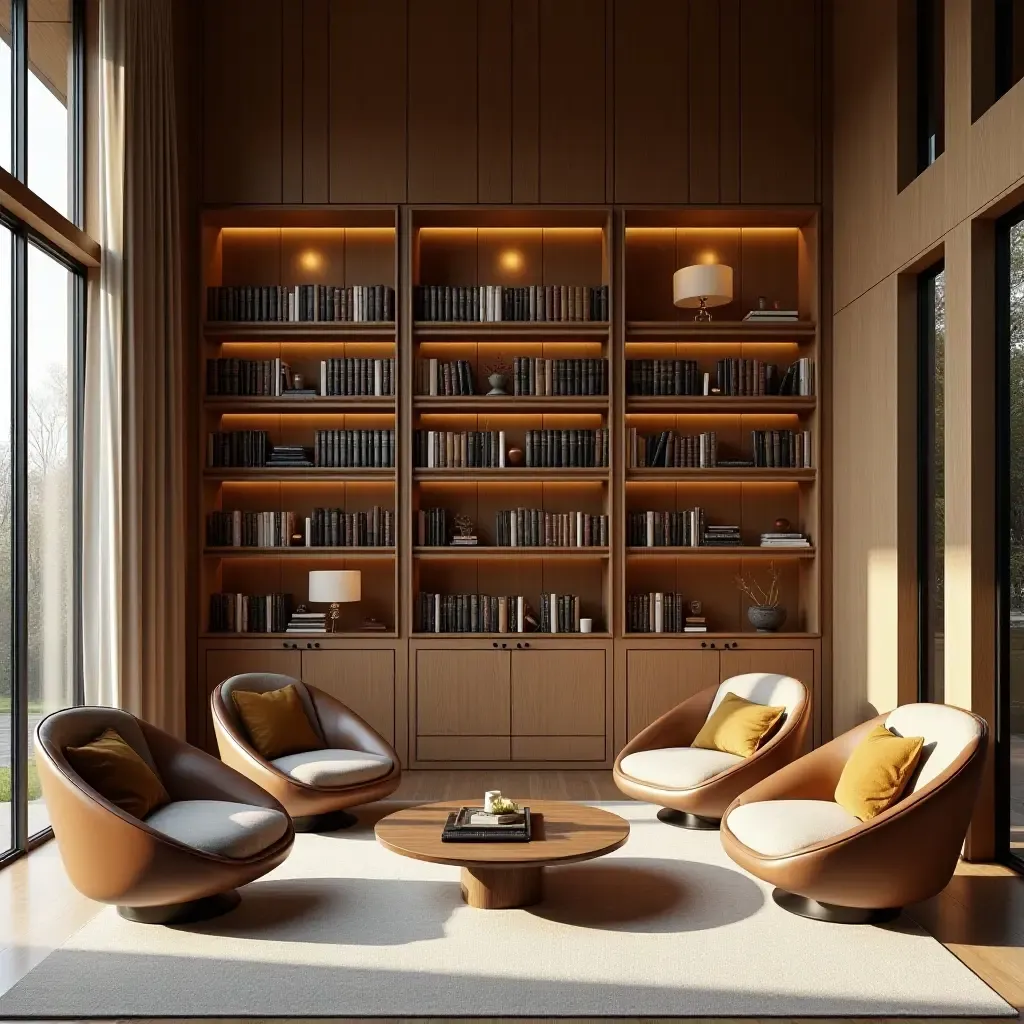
left=1, top=769, right=1022, bottom=1023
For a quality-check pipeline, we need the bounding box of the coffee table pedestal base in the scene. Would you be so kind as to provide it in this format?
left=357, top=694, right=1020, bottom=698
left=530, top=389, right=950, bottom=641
left=460, top=865, right=543, bottom=909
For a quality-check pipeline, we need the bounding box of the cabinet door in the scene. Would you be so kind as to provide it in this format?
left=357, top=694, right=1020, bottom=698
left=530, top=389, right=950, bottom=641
left=511, top=649, right=605, bottom=736
left=301, top=650, right=396, bottom=745
left=719, top=649, right=814, bottom=691
left=416, top=649, right=511, bottom=736
left=625, top=649, right=720, bottom=741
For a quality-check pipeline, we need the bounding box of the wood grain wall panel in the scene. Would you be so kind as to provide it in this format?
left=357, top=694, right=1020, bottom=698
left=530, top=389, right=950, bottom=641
left=612, top=0, right=688, bottom=203
left=718, top=0, right=741, bottom=203
left=203, top=0, right=283, bottom=203
left=408, top=0, right=479, bottom=203
left=282, top=5, right=303, bottom=202
left=328, top=0, right=407, bottom=203
left=538, top=0, right=607, bottom=203
left=511, top=0, right=540, bottom=203
left=738, top=0, right=817, bottom=203
left=478, top=0, right=513, bottom=203
left=302, top=0, right=330, bottom=203
left=688, top=0, right=721, bottom=203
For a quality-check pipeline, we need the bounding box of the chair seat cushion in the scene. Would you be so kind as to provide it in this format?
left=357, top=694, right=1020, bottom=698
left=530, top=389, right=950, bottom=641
left=619, top=746, right=744, bottom=790
left=726, top=799, right=861, bottom=857
left=145, top=800, right=289, bottom=859
left=271, top=748, right=394, bottom=788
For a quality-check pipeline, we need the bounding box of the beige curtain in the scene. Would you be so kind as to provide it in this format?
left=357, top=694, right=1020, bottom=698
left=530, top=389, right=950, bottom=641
left=83, top=0, right=186, bottom=736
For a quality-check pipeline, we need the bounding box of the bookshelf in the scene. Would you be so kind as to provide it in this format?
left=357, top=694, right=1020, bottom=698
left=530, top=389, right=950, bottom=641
left=193, top=204, right=824, bottom=768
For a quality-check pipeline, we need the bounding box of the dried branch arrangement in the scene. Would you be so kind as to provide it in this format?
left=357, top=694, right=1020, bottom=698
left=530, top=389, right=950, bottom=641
left=735, top=561, right=781, bottom=608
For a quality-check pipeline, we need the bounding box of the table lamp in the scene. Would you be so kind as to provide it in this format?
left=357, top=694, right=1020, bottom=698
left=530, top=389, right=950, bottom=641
left=308, top=569, right=361, bottom=633
left=673, top=263, right=734, bottom=321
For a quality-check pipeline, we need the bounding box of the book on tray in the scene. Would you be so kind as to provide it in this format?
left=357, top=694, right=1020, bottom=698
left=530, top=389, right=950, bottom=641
left=441, top=806, right=532, bottom=843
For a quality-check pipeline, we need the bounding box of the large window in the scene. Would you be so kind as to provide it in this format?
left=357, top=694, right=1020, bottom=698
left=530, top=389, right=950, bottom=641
left=995, top=0, right=1024, bottom=101
left=918, top=0, right=946, bottom=171
left=919, top=263, right=946, bottom=703
left=0, top=0, right=83, bottom=867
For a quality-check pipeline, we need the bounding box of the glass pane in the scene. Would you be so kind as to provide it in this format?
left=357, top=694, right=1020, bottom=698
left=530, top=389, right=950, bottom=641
left=27, top=242, right=74, bottom=836
left=28, top=0, right=72, bottom=217
left=0, top=225, right=10, bottom=854
left=1009, top=219, right=1024, bottom=858
left=0, top=0, right=12, bottom=172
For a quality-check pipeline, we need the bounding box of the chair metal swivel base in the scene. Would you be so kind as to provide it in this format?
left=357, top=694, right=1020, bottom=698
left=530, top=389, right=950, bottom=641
left=118, top=889, right=241, bottom=925
left=772, top=887, right=900, bottom=925
left=657, top=807, right=721, bottom=830
left=292, top=809, right=359, bottom=833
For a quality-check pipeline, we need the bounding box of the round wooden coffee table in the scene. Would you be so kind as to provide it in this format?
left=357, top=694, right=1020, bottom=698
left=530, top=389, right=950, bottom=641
left=375, top=800, right=629, bottom=909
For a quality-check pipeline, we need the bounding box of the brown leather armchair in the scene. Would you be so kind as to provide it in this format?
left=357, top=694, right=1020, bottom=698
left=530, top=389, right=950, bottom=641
left=211, top=673, right=401, bottom=831
left=614, top=672, right=810, bottom=829
left=721, top=703, right=988, bottom=923
left=35, top=706, right=294, bottom=924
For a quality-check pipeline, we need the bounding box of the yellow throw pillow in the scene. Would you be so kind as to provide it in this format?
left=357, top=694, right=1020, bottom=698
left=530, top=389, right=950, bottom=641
left=231, top=684, right=322, bottom=760
left=835, top=724, right=925, bottom=821
left=692, top=691, right=786, bottom=758
left=64, top=728, right=170, bottom=819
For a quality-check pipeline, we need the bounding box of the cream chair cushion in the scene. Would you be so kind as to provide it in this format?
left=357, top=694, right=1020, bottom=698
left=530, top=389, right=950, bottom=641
left=726, top=799, right=861, bottom=857
left=619, top=747, right=743, bottom=790
left=271, top=748, right=394, bottom=788
left=886, top=703, right=984, bottom=794
left=145, top=800, right=289, bottom=859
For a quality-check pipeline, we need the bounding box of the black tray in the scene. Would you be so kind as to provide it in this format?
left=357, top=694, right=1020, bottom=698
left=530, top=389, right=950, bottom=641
left=441, top=806, right=533, bottom=843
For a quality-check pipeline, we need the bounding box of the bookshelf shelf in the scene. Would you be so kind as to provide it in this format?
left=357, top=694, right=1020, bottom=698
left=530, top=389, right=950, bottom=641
left=203, top=547, right=396, bottom=558
left=205, top=397, right=396, bottom=413
left=414, top=468, right=610, bottom=482
left=414, top=396, right=609, bottom=413
left=624, top=468, right=815, bottom=483
left=200, top=631, right=399, bottom=640
left=625, top=321, right=816, bottom=341
left=414, top=546, right=610, bottom=559
left=204, top=322, right=396, bottom=340
left=411, top=631, right=613, bottom=640
left=203, top=468, right=396, bottom=482
left=414, top=321, right=611, bottom=337
left=622, top=632, right=820, bottom=640
left=625, top=546, right=816, bottom=558
left=625, top=396, right=815, bottom=414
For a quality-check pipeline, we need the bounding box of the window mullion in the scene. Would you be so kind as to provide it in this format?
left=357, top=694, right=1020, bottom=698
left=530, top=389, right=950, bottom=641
left=11, top=0, right=26, bottom=183
left=11, top=224, right=26, bottom=851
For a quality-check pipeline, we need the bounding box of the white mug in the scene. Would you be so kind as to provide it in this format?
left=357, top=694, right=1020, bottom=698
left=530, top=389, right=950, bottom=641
left=579, top=618, right=593, bottom=633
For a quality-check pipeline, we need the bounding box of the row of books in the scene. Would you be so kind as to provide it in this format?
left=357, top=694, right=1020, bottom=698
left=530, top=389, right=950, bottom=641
left=627, top=509, right=708, bottom=548
left=306, top=507, right=395, bottom=547
left=209, top=593, right=291, bottom=633
left=751, top=430, right=813, bottom=468
left=414, top=284, right=609, bottom=322
left=415, top=593, right=586, bottom=633
left=320, top=358, right=394, bottom=397
left=524, top=428, right=610, bottom=468
left=624, top=358, right=814, bottom=397
left=511, top=357, right=608, bottom=396
left=206, top=511, right=300, bottom=548
left=285, top=610, right=327, bottom=634
left=628, top=430, right=719, bottom=468
left=414, top=430, right=508, bottom=469
left=206, top=284, right=395, bottom=323
left=416, top=508, right=451, bottom=546
left=495, top=510, right=609, bottom=548
left=627, top=593, right=707, bottom=634
left=205, top=357, right=396, bottom=399
left=415, top=359, right=475, bottom=396
left=208, top=430, right=269, bottom=468
left=315, top=430, right=395, bottom=468
left=206, top=508, right=395, bottom=548
left=538, top=594, right=585, bottom=633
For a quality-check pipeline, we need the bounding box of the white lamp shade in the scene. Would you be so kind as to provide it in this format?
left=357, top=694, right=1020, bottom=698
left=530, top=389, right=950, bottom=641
left=673, top=263, right=734, bottom=308
left=308, top=569, right=361, bottom=603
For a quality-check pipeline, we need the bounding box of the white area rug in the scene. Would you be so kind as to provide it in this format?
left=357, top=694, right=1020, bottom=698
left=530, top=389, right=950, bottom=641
left=0, top=800, right=1013, bottom=1018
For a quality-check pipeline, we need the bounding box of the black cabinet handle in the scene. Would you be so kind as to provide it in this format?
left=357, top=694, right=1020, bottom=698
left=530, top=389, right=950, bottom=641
left=314, top=642, right=320, bottom=649
left=524, top=642, right=530, bottom=648
left=282, top=642, right=289, bottom=649
left=710, top=642, right=716, bottom=649
left=516, top=642, right=522, bottom=649
left=701, top=641, right=707, bottom=648
left=492, top=641, right=498, bottom=648
left=501, top=642, right=507, bottom=648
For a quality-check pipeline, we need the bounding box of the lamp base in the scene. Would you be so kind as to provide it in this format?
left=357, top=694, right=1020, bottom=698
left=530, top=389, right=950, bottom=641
left=693, top=296, right=712, bottom=322
left=328, top=603, right=341, bottom=632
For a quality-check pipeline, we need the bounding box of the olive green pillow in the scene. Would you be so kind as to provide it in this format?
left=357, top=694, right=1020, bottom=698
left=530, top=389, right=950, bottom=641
left=64, top=728, right=170, bottom=819
left=231, top=683, right=322, bottom=760
left=692, top=691, right=786, bottom=758
left=835, top=724, right=925, bottom=821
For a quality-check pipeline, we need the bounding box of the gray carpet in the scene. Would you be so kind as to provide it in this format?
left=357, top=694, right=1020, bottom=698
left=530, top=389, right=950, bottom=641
left=0, top=800, right=1013, bottom=1018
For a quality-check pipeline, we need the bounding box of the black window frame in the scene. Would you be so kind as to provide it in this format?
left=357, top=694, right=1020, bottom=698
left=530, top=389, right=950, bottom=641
left=917, top=0, right=946, bottom=173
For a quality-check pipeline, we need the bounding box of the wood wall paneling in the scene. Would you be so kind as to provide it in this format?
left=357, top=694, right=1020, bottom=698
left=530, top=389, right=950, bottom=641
left=300, top=649, right=397, bottom=745
left=625, top=649, right=720, bottom=741
left=511, top=649, right=606, bottom=735
left=329, top=0, right=408, bottom=202
left=282, top=2, right=303, bottom=202
left=718, top=0, right=742, bottom=203
left=203, top=0, right=283, bottom=203
left=688, top=0, right=722, bottom=203
left=408, top=0, right=479, bottom=203
left=613, top=0, right=688, bottom=203
left=478, top=0, right=513, bottom=203
left=511, top=0, right=540, bottom=203
left=302, top=0, right=331, bottom=203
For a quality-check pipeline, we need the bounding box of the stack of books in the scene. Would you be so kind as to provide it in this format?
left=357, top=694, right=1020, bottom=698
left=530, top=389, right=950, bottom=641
left=267, top=445, right=314, bottom=468
left=286, top=610, right=327, bottom=633
left=760, top=531, right=811, bottom=548
left=703, top=525, right=742, bottom=547
left=684, top=615, right=708, bottom=633
left=441, top=806, right=532, bottom=843
left=742, top=308, right=800, bottom=322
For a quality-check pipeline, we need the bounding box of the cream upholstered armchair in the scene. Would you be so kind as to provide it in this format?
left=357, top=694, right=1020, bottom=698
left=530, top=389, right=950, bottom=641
left=721, top=703, right=987, bottom=923
left=614, top=672, right=810, bottom=829
left=211, top=673, right=401, bottom=831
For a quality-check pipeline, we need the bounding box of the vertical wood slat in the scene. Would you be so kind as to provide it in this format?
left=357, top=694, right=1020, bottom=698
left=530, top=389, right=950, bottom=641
left=688, top=0, right=720, bottom=203
left=511, top=0, right=540, bottom=203
left=613, top=0, right=688, bottom=203
left=281, top=2, right=303, bottom=203
left=302, top=0, right=330, bottom=203
left=718, top=0, right=741, bottom=203
left=329, top=0, right=408, bottom=203
left=478, top=0, right=513, bottom=203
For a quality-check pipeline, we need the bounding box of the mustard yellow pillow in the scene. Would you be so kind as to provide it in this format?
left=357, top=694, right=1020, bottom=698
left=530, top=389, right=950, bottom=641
left=835, top=724, right=924, bottom=821
left=231, top=684, right=322, bottom=760
left=64, top=728, right=170, bottom=819
left=692, top=692, right=786, bottom=758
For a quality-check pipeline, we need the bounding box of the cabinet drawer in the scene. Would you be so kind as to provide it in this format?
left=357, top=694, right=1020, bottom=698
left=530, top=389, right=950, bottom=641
left=417, top=736, right=511, bottom=761
left=512, top=736, right=606, bottom=761
left=511, top=649, right=606, bottom=736
left=416, top=649, right=511, bottom=735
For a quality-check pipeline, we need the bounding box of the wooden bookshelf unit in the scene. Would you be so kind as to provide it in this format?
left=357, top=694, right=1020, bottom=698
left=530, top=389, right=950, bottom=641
left=192, top=206, right=824, bottom=768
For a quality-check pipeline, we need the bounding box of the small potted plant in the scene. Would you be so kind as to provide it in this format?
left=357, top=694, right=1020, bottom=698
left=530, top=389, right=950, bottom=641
left=736, top=561, right=786, bottom=632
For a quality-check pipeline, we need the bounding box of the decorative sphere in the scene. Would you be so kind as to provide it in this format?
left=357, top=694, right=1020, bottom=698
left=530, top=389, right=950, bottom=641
left=507, top=447, right=524, bottom=467
left=773, top=517, right=791, bottom=531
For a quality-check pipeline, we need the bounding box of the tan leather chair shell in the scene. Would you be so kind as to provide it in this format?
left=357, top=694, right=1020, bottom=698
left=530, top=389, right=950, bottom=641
left=720, top=709, right=988, bottom=909
left=613, top=676, right=810, bottom=820
left=211, top=673, right=401, bottom=818
left=35, top=707, right=294, bottom=908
